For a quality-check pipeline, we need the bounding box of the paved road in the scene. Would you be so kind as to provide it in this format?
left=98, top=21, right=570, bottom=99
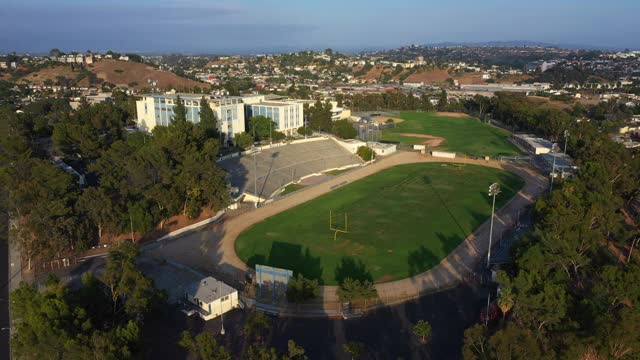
left=146, top=151, right=548, bottom=310
left=1, top=211, right=10, bottom=360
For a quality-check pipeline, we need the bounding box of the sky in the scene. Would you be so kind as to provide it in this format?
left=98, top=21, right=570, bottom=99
left=1, top=0, right=639, bottom=54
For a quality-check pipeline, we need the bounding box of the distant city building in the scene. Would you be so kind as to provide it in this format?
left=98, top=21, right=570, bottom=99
left=135, top=93, right=246, bottom=144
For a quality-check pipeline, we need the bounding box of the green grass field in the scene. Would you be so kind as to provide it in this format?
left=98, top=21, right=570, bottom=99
left=381, top=112, right=520, bottom=157
left=280, top=183, right=306, bottom=196
left=236, top=163, right=524, bottom=285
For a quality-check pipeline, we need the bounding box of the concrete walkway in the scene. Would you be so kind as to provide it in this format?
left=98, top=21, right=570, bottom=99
left=145, top=151, right=547, bottom=311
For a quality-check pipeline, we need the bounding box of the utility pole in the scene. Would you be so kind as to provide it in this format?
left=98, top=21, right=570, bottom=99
left=550, top=143, right=559, bottom=193
left=129, top=211, right=134, bottom=242
left=253, top=149, right=258, bottom=206
left=487, top=182, right=500, bottom=268
left=219, top=282, right=225, bottom=335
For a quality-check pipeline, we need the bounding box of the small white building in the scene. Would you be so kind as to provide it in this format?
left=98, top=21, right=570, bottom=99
left=367, top=141, right=397, bottom=156
left=184, top=277, right=239, bottom=321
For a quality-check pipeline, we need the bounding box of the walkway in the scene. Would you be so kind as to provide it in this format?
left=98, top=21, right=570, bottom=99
left=145, top=151, right=548, bottom=312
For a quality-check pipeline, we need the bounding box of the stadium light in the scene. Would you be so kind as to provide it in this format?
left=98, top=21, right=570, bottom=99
left=487, top=182, right=501, bottom=269
left=251, top=148, right=260, bottom=206
left=563, top=130, right=569, bottom=155
left=219, top=282, right=225, bottom=335
left=550, top=143, right=560, bottom=193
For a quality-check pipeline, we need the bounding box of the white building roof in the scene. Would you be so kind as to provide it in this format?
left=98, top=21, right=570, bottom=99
left=185, top=277, right=236, bottom=304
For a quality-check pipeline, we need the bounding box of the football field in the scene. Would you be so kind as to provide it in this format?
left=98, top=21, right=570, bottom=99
left=235, top=163, right=524, bottom=285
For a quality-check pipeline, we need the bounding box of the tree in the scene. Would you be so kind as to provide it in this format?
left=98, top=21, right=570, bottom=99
left=198, top=96, right=219, bottom=138
left=9, top=243, right=161, bottom=360
left=336, top=277, right=377, bottom=303
left=248, top=116, right=277, bottom=141
left=235, top=132, right=254, bottom=150
left=297, top=126, right=313, bottom=137
left=101, top=241, right=156, bottom=318
left=179, top=331, right=231, bottom=360
left=77, top=186, right=123, bottom=240
left=413, top=320, right=432, bottom=344
left=244, top=311, right=271, bottom=344
left=342, top=341, right=365, bottom=360
left=287, top=340, right=307, bottom=359
left=49, top=48, right=63, bottom=57
left=286, top=274, right=319, bottom=303
left=497, top=287, right=515, bottom=319
left=356, top=146, right=375, bottom=162
left=437, top=90, right=448, bottom=111
left=462, top=324, right=490, bottom=360
left=308, top=100, right=332, bottom=132
left=331, top=119, right=357, bottom=139
left=172, top=95, right=187, bottom=123
left=488, top=323, right=545, bottom=360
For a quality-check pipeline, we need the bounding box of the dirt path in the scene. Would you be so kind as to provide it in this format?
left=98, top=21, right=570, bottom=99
left=396, top=133, right=445, bottom=147
left=145, top=151, right=548, bottom=312
left=434, top=112, right=470, bottom=118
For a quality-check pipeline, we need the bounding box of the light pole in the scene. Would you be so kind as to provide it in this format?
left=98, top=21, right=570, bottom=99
left=487, top=182, right=501, bottom=269
left=219, top=283, right=225, bottom=335
left=550, top=143, right=559, bottom=193
left=252, top=148, right=259, bottom=206
left=563, top=130, right=569, bottom=155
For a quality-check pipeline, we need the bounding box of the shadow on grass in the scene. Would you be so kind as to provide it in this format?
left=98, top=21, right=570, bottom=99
left=407, top=245, right=441, bottom=277
left=246, top=241, right=324, bottom=285
left=334, top=256, right=373, bottom=284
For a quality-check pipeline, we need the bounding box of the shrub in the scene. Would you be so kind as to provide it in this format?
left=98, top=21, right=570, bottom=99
left=286, top=274, right=319, bottom=303
left=357, top=146, right=375, bottom=162
left=234, top=132, right=254, bottom=150
left=331, top=119, right=357, bottom=139
left=297, top=126, right=313, bottom=136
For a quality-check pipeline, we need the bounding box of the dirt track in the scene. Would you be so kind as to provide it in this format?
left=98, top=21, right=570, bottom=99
left=145, top=151, right=548, bottom=311
left=433, top=112, right=470, bottom=118
left=396, top=133, right=445, bottom=147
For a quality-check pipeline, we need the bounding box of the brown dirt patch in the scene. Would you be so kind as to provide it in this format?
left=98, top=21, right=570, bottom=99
left=18, top=65, right=90, bottom=87
left=404, top=69, right=451, bottom=84
left=90, top=59, right=204, bottom=90
left=355, top=64, right=389, bottom=82
left=397, top=133, right=445, bottom=147
left=372, top=116, right=404, bottom=124
left=433, top=112, right=470, bottom=118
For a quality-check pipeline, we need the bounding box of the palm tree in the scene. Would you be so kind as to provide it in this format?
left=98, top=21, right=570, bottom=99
left=497, top=287, right=515, bottom=319
left=413, top=320, right=432, bottom=344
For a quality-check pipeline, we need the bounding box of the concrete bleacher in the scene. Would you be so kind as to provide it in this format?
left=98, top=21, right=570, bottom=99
left=219, top=139, right=363, bottom=200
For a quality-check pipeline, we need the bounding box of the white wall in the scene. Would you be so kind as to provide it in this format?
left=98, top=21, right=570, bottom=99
left=431, top=151, right=456, bottom=159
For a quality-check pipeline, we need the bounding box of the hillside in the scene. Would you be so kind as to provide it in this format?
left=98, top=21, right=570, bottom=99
left=19, top=59, right=204, bottom=90
left=89, top=59, right=204, bottom=90
left=403, top=68, right=452, bottom=84
left=19, top=65, right=91, bottom=87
